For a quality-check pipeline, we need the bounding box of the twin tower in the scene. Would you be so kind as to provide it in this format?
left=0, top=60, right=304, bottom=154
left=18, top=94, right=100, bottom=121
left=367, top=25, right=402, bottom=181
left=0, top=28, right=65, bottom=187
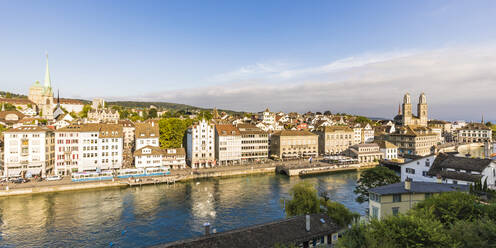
left=401, top=92, right=428, bottom=127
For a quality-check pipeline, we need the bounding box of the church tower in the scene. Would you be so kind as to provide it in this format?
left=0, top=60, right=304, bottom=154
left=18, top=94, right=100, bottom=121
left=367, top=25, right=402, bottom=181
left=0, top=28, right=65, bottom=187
left=402, top=93, right=412, bottom=126
left=418, top=92, right=428, bottom=126
left=40, top=53, right=54, bottom=119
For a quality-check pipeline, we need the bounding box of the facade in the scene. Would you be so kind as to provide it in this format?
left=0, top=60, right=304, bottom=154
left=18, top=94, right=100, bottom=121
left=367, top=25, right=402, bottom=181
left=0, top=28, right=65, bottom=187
left=237, top=124, right=269, bottom=162
left=375, top=140, right=398, bottom=160
left=215, top=124, right=242, bottom=165
left=54, top=124, right=123, bottom=175
left=270, top=130, right=318, bottom=159
left=87, top=109, right=120, bottom=123
left=400, top=155, right=437, bottom=182
left=119, top=120, right=136, bottom=149
left=261, top=108, right=275, bottom=125
left=59, top=98, right=84, bottom=113
left=163, top=148, right=186, bottom=169
left=134, top=146, right=163, bottom=168
left=386, top=126, right=438, bottom=156
left=135, top=122, right=159, bottom=150
left=344, top=143, right=384, bottom=164
left=3, top=126, right=55, bottom=178
left=369, top=181, right=468, bottom=220
left=315, top=126, right=353, bottom=155
left=186, top=119, right=216, bottom=168
left=455, top=123, right=492, bottom=143
left=28, top=55, right=54, bottom=119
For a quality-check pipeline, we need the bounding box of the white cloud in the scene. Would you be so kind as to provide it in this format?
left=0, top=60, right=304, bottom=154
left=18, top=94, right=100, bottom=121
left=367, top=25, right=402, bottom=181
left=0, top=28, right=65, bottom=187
left=135, top=45, right=496, bottom=121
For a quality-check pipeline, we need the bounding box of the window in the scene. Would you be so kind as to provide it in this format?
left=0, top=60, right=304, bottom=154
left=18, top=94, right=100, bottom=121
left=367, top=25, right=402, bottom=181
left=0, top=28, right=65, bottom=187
left=422, top=171, right=429, bottom=177
left=392, top=207, right=399, bottom=216
left=393, top=194, right=402, bottom=202
left=406, top=168, right=415, bottom=174
left=371, top=207, right=379, bottom=219
left=425, top=193, right=432, bottom=199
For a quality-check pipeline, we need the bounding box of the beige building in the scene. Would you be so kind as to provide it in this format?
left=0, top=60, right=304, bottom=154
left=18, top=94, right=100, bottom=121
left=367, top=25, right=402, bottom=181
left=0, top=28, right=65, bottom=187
left=395, top=93, right=428, bottom=127
left=87, top=109, right=120, bottom=123
left=368, top=181, right=468, bottom=220
left=163, top=148, right=186, bottom=169
left=455, top=122, right=492, bottom=143
left=344, top=143, right=384, bottom=164
left=215, top=124, right=242, bottom=165
left=237, top=124, right=269, bottom=162
left=270, top=130, right=318, bottom=159
left=386, top=126, right=438, bottom=156
left=315, top=126, right=353, bottom=155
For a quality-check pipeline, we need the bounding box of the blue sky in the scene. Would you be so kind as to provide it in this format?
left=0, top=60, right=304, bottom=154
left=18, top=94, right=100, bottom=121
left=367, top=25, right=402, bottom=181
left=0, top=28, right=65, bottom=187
left=1, top=0, right=495, bottom=120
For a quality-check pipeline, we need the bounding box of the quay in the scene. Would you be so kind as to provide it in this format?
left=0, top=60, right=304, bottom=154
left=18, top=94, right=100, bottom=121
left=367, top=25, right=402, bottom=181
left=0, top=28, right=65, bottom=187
left=0, top=160, right=374, bottom=197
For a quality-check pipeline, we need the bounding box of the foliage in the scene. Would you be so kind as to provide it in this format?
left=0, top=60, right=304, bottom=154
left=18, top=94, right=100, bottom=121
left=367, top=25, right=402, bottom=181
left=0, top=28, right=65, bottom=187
left=284, top=181, right=320, bottom=217
left=158, top=118, right=194, bottom=148
left=323, top=110, right=332, bottom=116
left=411, top=191, right=484, bottom=226
left=79, top=105, right=92, bottom=118
left=148, top=108, right=158, bottom=119
left=321, top=199, right=359, bottom=228
left=335, top=224, right=368, bottom=248
left=486, top=121, right=493, bottom=127
left=0, top=91, right=27, bottom=98
left=354, top=116, right=372, bottom=124
left=354, top=166, right=400, bottom=203
left=69, top=111, right=78, bottom=119
left=449, top=219, right=496, bottom=248
left=0, top=124, right=7, bottom=133
left=2, top=103, right=16, bottom=111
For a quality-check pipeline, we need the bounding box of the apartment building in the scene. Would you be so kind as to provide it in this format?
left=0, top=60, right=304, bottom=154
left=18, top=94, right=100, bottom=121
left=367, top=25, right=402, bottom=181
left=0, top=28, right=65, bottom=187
left=186, top=119, right=216, bottom=168
left=163, top=148, right=186, bottom=169
left=315, top=126, right=353, bottom=155
left=344, top=143, right=384, bottom=164
left=135, top=122, right=159, bottom=150
left=270, top=130, right=318, bottom=159
left=385, top=126, right=438, bottom=156
left=3, top=126, right=55, bottom=178
left=134, top=146, right=163, bottom=168
left=54, top=124, right=123, bottom=175
left=215, top=124, right=242, bottom=165
left=455, top=123, right=492, bottom=143
left=237, top=124, right=269, bottom=162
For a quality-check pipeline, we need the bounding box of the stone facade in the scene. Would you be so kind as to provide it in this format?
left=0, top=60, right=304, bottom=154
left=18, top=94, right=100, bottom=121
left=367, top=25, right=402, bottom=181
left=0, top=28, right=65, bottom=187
left=315, top=126, right=353, bottom=155
left=270, top=130, right=318, bottom=159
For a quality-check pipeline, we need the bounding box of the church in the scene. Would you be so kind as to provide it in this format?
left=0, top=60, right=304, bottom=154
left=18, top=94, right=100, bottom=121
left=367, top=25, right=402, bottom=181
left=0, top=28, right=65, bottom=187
left=394, top=92, right=428, bottom=127
left=27, top=54, right=84, bottom=119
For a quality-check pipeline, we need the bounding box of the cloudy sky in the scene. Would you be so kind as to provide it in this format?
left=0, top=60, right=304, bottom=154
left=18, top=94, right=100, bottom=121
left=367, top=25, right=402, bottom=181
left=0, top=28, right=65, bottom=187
left=1, top=1, right=495, bottom=121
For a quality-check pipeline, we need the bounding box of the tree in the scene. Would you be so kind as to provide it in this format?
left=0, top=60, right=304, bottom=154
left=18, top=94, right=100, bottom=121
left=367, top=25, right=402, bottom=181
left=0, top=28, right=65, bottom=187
left=335, top=224, right=368, bottom=248
left=321, top=199, right=359, bottom=227
left=79, top=105, right=92, bottom=118
left=0, top=124, right=7, bottom=133
left=5, top=92, right=12, bottom=98
left=284, top=181, right=321, bottom=217
left=355, top=116, right=372, bottom=124
left=148, top=108, right=158, bottom=119
left=324, top=110, right=332, bottom=116
left=354, top=166, right=400, bottom=203
left=486, top=121, right=493, bottom=127
left=449, top=219, right=496, bottom=248
left=158, top=118, right=194, bottom=148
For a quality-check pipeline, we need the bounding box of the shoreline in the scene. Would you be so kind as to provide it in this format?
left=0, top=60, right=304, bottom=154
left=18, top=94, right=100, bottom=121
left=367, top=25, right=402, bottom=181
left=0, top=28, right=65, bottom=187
left=0, top=161, right=370, bottom=197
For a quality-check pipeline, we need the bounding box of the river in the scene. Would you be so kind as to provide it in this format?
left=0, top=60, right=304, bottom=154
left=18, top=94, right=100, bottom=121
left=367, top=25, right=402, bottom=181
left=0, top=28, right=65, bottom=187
left=0, top=171, right=364, bottom=248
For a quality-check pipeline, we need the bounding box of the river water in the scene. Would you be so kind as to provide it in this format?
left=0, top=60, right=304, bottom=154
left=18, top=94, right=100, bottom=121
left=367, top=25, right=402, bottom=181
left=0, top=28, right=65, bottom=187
left=0, top=171, right=364, bottom=248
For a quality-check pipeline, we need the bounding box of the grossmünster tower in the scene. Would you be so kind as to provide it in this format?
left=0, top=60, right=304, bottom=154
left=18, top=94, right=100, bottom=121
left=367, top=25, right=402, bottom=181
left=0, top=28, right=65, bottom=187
left=401, top=92, right=428, bottom=127
left=28, top=53, right=55, bottom=119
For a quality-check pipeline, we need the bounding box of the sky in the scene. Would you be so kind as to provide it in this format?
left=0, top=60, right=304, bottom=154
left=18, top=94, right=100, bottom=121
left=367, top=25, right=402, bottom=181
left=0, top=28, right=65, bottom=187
left=1, top=0, right=495, bottom=121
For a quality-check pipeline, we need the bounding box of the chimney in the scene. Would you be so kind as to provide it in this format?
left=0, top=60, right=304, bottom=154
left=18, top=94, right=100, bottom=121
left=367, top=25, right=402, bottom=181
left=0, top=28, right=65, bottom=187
left=203, top=222, right=210, bottom=235
left=404, top=177, right=412, bottom=191
left=305, top=214, right=310, bottom=232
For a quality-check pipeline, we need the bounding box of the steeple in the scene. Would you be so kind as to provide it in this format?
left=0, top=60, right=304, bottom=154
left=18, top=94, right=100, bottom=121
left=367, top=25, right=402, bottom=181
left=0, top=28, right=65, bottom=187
left=57, top=89, right=60, bottom=107
left=398, top=103, right=401, bottom=115
left=481, top=114, right=484, bottom=124
left=44, top=52, right=51, bottom=89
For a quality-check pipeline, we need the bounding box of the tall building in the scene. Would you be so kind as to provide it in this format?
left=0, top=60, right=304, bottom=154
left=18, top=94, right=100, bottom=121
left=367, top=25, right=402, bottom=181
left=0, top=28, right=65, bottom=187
left=3, top=126, right=55, bottom=178
left=215, top=124, right=242, bottom=165
left=237, top=124, right=269, bottom=162
left=396, top=93, right=428, bottom=127
left=54, top=124, right=123, bottom=175
left=386, top=126, right=438, bottom=156
left=28, top=54, right=54, bottom=119
left=186, top=119, right=216, bottom=168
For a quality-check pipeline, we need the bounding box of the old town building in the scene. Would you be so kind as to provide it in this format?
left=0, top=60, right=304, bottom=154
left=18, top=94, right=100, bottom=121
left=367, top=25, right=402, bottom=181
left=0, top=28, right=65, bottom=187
left=344, top=143, right=384, bottom=164
left=186, top=119, right=216, bottom=168
left=386, top=126, right=438, bottom=156
left=135, top=122, right=159, bottom=150
left=270, top=130, right=318, bottom=159
left=215, top=124, right=242, bottom=165
left=315, top=126, right=353, bottom=155
left=394, top=93, right=428, bottom=127
left=237, top=124, right=269, bottom=162
left=455, top=122, right=492, bottom=143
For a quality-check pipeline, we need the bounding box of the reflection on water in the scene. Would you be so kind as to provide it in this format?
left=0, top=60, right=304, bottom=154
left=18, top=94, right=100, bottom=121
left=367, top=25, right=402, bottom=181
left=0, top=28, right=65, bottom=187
left=457, top=143, right=494, bottom=159
left=0, top=172, right=364, bottom=248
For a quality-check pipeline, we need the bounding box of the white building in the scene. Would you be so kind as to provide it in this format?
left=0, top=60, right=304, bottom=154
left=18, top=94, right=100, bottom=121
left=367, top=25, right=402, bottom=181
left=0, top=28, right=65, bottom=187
left=87, top=108, right=119, bottom=123
left=186, top=119, right=216, bottom=168
left=163, top=148, right=186, bottom=169
left=400, top=155, right=436, bottom=182
left=134, top=146, right=163, bottom=168
left=135, top=122, right=159, bottom=150
left=3, top=126, right=55, bottom=178
left=215, top=124, right=242, bottom=165
left=261, top=108, right=275, bottom=125
left=375, top=140, right=398, bottom=160
left=54, top=124, right=123, bottom=175
left=237, top=124, right=269, bottom=162
left=362, top=123, right=374, bottom=143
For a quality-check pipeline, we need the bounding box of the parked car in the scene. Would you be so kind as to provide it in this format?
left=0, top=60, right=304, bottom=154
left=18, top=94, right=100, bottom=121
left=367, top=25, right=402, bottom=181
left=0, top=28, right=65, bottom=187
left=46, top=175, right=62, bottom=181
left=11, top=178, right=25, bottom=184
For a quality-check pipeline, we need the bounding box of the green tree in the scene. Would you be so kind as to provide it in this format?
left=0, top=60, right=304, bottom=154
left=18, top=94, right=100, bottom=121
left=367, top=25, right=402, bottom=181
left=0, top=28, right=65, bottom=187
left=284, top=181, right=321, bottom=217
left=158, top=118, right=194, bottom=148
left=0, top=124, right=7, bottom=133
left=321, top=199, right=359, bottom=227
left=5, top=92, right=12, bottom=98
left=2, top=103, right=16, bottom=111
left=354, top=167, right=400, bottom=203
left=148, top=108, right=158, bottom=119
left=79, top=105, right=92, bottom=118
left=355, top=116, right=372, bottom=124
left=449, top=219, right=496, bottom=248
left=335, top=224, right=368, bottom=248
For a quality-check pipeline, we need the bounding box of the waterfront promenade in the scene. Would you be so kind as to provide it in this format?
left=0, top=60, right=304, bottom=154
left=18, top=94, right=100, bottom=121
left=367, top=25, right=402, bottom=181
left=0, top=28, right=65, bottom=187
left=0, top=159, right=368, bottom=197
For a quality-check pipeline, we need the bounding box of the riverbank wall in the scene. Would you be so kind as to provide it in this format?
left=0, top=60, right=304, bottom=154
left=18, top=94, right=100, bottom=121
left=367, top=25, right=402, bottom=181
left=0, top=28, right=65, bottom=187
left=0, top=180, right=126, bottom=197
left=180, top=166, right=276, bottom=181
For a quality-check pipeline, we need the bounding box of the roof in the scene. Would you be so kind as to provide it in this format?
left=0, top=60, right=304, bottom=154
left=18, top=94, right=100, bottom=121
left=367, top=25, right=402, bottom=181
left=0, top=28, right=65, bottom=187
left=164, top=147, right=186, bottom=156
left=369, top=181, right=468, bottom=195
left=118, top=119, right=135, bottom=127
left=237, top=124, right=267, bottom=135
left=134, top=145, right=164, bottom=156
left=59, top=98, right=84, bottom=105
left=272, top=130, right=317, bottom=137
left=4, top=125, right=53, bottom=133
left=155, top=214, right=340, bottom=248
left=0, top=110, right=25, bottom=124
left=56, top=123, right=123, bottom=138
left=429, top=153, right=492, bottom=173
left=317, top=126, right=353, bottom=133
left=216, top=124, right=241, bottom=136
left=135, top=122, right=159, bottom=139
left=460, top=123, right=491, bottom=131
left=0, top=98, right=34, bottom=105
left=374, top=140, right=398, bottom=149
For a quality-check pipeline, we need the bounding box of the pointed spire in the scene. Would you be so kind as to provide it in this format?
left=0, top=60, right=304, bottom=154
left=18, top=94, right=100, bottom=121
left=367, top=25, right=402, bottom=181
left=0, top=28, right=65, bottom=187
left=57, top=89, right=60, bottom=107
left=398, top=103, right=401, bottom=115
left=44, top=51, right=51, bottom=89
left=482, top=114, right=484, bottom=124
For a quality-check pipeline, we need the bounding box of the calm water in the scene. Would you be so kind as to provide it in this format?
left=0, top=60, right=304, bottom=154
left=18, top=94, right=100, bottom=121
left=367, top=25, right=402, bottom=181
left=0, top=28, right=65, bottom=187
left=0, top=172, right=364, bottom=248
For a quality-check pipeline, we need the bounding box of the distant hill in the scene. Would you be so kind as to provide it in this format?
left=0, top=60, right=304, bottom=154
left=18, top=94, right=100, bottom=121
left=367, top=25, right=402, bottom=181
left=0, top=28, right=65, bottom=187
left=0, top=91, right=27, bottom=99
left=107, top=101, right=199, bottom=111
